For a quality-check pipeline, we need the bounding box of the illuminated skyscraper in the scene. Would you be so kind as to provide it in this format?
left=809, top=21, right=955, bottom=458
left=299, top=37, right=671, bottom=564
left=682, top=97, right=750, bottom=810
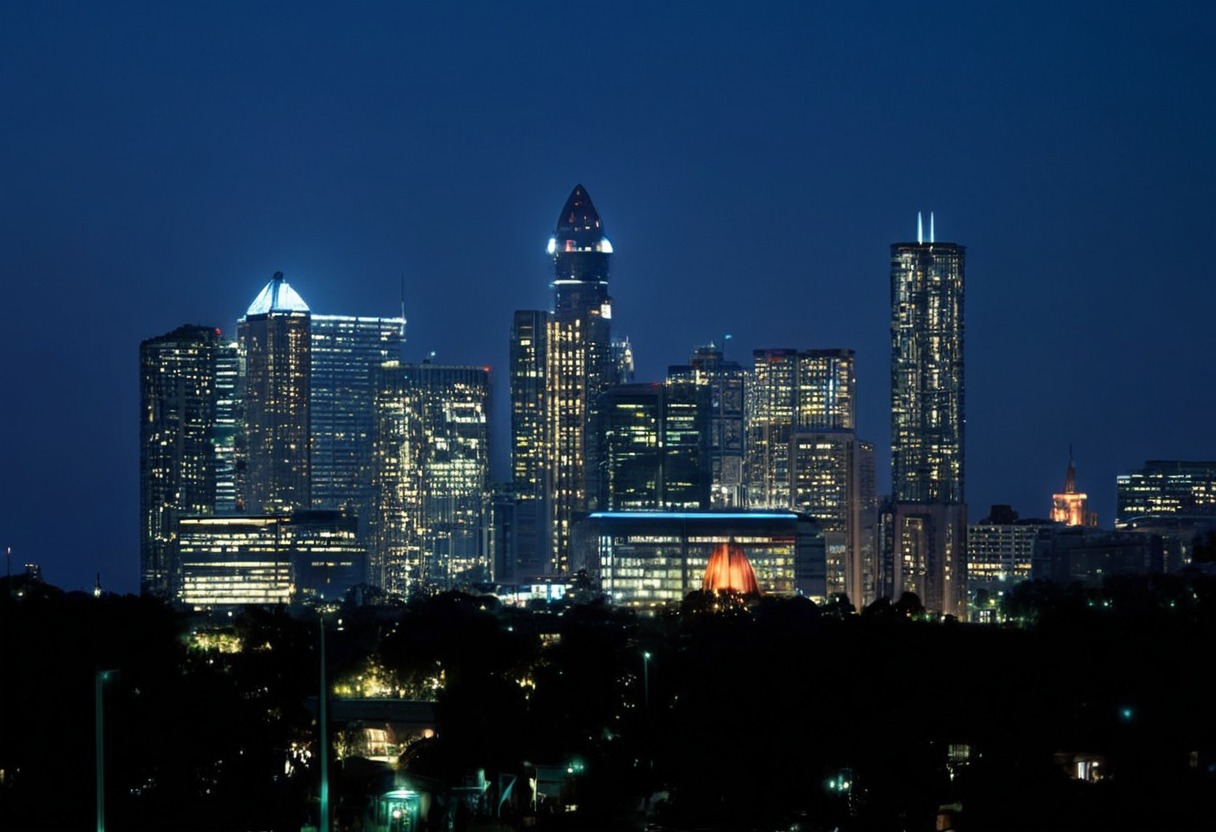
left=890, top=214, right=967, bottom=616
left=310, top=314, right=405, bottom=518
left=238, top=271, right=312, bottom=514
left=667, top=342, right=746, bottom=507
left=139, top=325, right=222, bottom=597
left=745, top=348, right=867, bottom=606
left=593, top=382, right=710, bottom=511
left=214, top=339, right=243, bottom=513
left=372, top=361, right=490, bottom=596
left=547, top=184, right=616, bottom=572
left=508, top=185, right=618, bottom=575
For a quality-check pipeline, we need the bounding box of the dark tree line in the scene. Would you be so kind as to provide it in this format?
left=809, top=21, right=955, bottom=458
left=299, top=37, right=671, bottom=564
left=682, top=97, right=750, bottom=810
left=4, top=571, right=1216, bottom=831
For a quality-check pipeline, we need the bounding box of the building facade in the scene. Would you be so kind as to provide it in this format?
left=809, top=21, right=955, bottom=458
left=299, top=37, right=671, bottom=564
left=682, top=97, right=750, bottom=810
left=747, top=347, right=867, bottom=607
left=238, top=272, right=312, bottom=514
left=372, top=361, right=491, bottom=596
left=310, top=314, right=405, bottom=521
left=1116, top=460, right=1216, bottom=569
left=139, top=324, right=222, bottom=597
left=569, top=511, right=826, bottom=607
left=593, top=381, right=711, bottom=511
left=176, top=510, right=365, bottom=608
left=890, top=215, right=967, bottom=616
left=667, top=343, right=747, bottom=508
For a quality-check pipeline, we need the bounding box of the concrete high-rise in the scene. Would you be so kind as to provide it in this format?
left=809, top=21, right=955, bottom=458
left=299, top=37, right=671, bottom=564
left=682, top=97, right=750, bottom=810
left=238, top=272, right=312, bottom=514
left=889, top=214, right=967, bottom=616
left=139, top=324, right=222, bottom=597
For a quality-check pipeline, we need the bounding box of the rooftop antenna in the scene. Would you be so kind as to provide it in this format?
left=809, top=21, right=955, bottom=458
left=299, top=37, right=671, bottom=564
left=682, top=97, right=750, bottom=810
left=930, top=211, right=935, bottom=244
left=399, top=271, right=408, bottom=347
left=917, top=211, right=923, bottom=245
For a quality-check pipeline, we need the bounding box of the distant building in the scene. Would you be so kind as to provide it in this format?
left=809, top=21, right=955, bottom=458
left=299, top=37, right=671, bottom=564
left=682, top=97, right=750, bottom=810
left=371, top=361, right=491, bottom=596
left=1116, top=460, right=1216, bottom=569
left=139, top=324, right=223, bottom=597
left=592, top=381, right=710, bottom=511
left=508, top=309, right=551, bottom=573
left=570, top=511, right=826, bottom=607
left=1032, top=525, right=1162, bottom=586
left=666, top=342, right=747, bottom=508
left=747, top=347, right=869, bottom=607
left=890, top=215, right=967, bottom=617
left=1050, top=451, right=1097, bottom=527
left=310, top=314, right=405, bottom=526
left=176, top=510, right=366, bottom=608
left=968, top=505, right=1052, bottom=594
left=238, top=272, right=312, bottom=514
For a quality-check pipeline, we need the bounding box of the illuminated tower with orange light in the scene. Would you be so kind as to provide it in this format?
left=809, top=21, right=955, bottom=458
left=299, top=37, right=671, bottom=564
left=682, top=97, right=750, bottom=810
left=1051, top=451, right=1096, bottom=527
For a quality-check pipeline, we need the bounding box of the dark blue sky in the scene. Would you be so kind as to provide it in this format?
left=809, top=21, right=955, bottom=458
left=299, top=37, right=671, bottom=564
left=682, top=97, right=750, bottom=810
left=2, top=2, right=1213, bottom=595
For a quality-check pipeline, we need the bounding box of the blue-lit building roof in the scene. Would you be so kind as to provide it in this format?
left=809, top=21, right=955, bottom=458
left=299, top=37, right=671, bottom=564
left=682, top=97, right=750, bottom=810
left=245, top=271, right=310, bottom=317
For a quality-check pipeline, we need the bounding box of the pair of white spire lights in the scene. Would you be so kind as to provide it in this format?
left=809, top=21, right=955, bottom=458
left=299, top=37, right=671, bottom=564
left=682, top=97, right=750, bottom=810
left=917, top=211, right=936, bottom=245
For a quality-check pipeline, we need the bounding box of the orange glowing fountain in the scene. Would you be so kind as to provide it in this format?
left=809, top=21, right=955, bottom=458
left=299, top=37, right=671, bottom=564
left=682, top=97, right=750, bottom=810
left=702, top=541, right=760, bottom=595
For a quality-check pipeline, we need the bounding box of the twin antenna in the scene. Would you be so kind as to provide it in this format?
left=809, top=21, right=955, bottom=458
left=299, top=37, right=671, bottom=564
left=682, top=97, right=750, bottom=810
left=916, top=211, right=936, bottom=245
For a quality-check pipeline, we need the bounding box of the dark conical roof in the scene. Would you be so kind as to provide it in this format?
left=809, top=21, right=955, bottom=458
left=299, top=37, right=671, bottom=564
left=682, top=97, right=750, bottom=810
left=554, top=184, right=606, bottom=247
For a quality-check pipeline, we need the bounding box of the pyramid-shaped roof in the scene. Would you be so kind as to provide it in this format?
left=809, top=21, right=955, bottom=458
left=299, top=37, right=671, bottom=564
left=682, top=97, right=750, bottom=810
left=245, top=271, right=310, bottom=316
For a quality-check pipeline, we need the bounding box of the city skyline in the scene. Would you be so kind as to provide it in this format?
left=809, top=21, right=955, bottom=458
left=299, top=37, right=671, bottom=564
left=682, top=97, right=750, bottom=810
left=3, top=2, right=1214, bottom=594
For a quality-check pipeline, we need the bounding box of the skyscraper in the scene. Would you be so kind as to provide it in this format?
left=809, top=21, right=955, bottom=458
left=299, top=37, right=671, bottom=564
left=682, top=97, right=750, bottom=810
left=508, top=185, right=618, bottom=576
left=667, top=343, right=746, bottom=508
left=746, top=348, right=865, bottom=603
left=310, top=314, right=405, bottom=519
left=889, top=214, right=967, bottom=616
left=238, top=272, right=312, bottom=514
left=139, top=324, right=222, bottom=597
left=371, top=361, right=491, bottom=595
left=547, top=184, right=616, bottom=572
left=594, top=381, right=710, bottom=511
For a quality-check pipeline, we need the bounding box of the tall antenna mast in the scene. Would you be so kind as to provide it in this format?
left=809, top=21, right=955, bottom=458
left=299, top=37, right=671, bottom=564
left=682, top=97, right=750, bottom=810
left=917, top=211, right=923, bottom=244
left=930, top=211, right=935, bottom=244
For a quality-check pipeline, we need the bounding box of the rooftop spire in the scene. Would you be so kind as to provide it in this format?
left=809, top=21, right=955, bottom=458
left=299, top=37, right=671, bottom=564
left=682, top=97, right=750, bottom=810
left=549, top=184, right=613, bottom=255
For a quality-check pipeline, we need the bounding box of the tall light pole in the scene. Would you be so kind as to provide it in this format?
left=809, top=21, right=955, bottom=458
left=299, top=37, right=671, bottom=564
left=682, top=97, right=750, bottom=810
left=642, top=651, right=651, bottom=715
left=319, top=617, right=330, bottom=832
left=95, top=669, right=116, bottom=832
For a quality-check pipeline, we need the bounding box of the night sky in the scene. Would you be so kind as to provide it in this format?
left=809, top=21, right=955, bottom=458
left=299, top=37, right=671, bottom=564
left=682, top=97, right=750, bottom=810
left=2, top=2, right=1212, bottom=595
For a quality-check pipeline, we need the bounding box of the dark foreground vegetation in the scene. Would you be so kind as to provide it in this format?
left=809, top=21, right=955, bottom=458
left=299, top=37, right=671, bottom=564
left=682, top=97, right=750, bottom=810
left=3, top=572, right=1216, bottom=831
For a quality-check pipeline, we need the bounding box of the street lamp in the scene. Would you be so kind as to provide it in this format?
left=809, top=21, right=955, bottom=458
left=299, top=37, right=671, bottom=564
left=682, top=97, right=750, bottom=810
left=96, top=669, right=117, bottom=832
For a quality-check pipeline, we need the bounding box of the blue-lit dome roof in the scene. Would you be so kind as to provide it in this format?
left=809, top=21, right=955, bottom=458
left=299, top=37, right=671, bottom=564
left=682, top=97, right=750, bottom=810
left=245, top=271, right=310, bottom=316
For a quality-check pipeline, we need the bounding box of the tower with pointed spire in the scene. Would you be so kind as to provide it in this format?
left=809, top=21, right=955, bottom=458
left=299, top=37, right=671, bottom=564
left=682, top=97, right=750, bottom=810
left=1051, top=448, right=1095, bottom=526
left=238, top=271, right=312, bottom=514
left=510, top=185, right=620, bottom=575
